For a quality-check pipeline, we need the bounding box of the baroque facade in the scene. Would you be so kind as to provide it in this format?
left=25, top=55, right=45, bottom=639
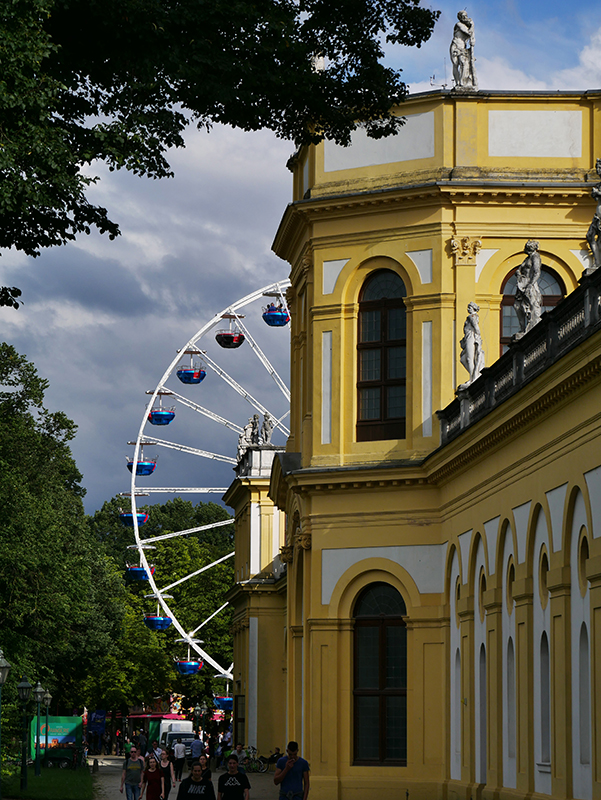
left=225, top=89, right=601, bottom=800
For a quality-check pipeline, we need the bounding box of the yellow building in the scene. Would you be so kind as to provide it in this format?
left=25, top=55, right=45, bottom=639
left=225, top=89, right=601, bottom=800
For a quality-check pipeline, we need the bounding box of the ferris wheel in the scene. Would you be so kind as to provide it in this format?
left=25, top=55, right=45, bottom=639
left=122, top=279, right=291, bottom=681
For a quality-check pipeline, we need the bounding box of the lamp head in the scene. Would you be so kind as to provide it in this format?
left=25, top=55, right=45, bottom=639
left=32, top=681, right=45, bottom=704
left=0, top=648, right=11, bottom=687
left=43, top=690, right=52, bottom=709
left=17, top=675, right=32, bottom=703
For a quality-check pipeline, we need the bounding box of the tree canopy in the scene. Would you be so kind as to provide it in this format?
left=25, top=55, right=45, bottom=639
left=0, top=344, right=125, bottom=730
left=0, top=0, right=439, bottom=303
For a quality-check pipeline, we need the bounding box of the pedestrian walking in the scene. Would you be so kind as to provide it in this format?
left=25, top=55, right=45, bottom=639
left=142, top=754, right=165, bottom=800
left=273, top=741, right=309, bottom=800
left=120, top=745, right=145, bottom=800
left=177, top=761, right=216, bottom=798
left=173, top=737, right=186, bottom=781
left=217, top=755, right=250, bottom=800
left=160, top=748, right=176, bottom=799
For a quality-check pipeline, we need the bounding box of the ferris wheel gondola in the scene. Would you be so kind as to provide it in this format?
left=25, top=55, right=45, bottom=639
left=176, top=350, right=207, bottom=384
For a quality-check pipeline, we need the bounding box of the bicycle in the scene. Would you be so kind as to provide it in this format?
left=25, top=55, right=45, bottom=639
left=245, top=746, right=269, bottom=773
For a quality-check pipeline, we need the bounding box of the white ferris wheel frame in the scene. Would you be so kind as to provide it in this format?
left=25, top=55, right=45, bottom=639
left=128, top=279, right=291, bottom=680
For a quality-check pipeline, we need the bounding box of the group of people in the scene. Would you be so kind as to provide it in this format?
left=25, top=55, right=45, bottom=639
left=119, top=738, right=310, bottom=800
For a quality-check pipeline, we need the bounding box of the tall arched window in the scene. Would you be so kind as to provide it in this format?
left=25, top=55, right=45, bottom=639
left=500, top=267, right=565, bottom=353
left=354, top=582, right=407, bottom=765
left=357, top=270, right=407, bottom=441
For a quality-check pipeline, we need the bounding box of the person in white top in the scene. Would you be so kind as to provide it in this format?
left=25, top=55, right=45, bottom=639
left=173, top=738, right=187, bottom=782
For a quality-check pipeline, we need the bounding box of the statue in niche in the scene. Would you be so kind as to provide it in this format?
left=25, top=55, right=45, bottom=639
left=513, top=240, right=542, bottom=339
left=458, top=302, right=485, bottom=390
left=260, top=412, right=274, bottom=445
left=586, top=158, right=601, bottom=272
left=450, top=10, right=478, bottom=91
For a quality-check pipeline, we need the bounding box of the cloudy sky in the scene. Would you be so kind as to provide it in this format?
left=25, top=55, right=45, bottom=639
left=1, top=0, right=600, bottom=515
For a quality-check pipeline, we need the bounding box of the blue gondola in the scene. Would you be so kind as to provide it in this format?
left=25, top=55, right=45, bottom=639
left=214, top=696, right=233, bottom=711
left=144, top=615, right=173, bottom=631
left=177, top=367, right=207, bottom=384
left=120, top=511, right=150, bottom=527
left=148, top=408, right=176, bottom=425
left=126, top=459, right=157, bottom=476
left=175, top=660, right=203, bottom=676
left=126, top=565, right=155, bottom=581
left=262, top=305, right=290, bottom=327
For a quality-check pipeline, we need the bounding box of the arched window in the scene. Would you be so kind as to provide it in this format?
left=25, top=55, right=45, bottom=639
left=353, top=582, right=407, bottom=765
left=357, top=270, right=407, bottom=441
left=500, top=266, right=565, bottom=353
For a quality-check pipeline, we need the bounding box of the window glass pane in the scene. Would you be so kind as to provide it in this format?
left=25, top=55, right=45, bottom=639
left=362, top=271, right=406, bottom=301
left=360, top=310, right=381, bottom=342
left=359, top=388, right=380, bottom=420
left=355, top=584, right=407, bottom=617
left=386, top=626, right=407, bottom=688
left=539, top=271, right=562, bottom=295
left=388, top=308, right=406, bottom=340
left=360, top=350, right=381, bottom=381
left=355, top=697, right=380, bottom=759
left=502, top=305, right=520, bottom=338
left=386, top=386, right=405, bottom=419
left=385, top=695, right=407, bottom=760
left=356, top=626, right=380, bottom=688
left=387, top=347, right=406, bottom=379
left=503, top=269, right=562, bottom=297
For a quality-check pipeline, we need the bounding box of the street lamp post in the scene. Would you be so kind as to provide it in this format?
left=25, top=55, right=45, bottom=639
left=17, top=676, right=32, bottom=791
left=193, top=703, right=201, bottom=734
left=32, top=682, right=45, bottom=777
left=0, top=649, right=12, bottom=800
left=43, top=691, right=52, bottom=767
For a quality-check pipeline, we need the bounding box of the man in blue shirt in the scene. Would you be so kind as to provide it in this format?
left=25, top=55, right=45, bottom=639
left=190, top=733, right=204, bottom=766
left=274, top=741, right=310, bottom=800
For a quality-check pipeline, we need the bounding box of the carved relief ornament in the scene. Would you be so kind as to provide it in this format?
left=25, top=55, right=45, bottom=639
left=450, top=236, right=482, bottom=265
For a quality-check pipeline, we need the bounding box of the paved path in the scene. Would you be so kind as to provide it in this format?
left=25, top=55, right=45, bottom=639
left=93, top=757, right=277, bottom=800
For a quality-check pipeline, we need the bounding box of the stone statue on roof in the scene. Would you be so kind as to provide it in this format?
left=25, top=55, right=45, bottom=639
left=586, top=158, right=601, bottom=273
left=450, top=10, right=478, bottom=91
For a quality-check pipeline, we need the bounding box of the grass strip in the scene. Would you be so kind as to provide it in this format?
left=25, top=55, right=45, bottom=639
left=1, top=765, right=93, bottom=800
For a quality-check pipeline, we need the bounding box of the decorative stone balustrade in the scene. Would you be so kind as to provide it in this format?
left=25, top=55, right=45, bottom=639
left=437, top=269, right=601, bottom=445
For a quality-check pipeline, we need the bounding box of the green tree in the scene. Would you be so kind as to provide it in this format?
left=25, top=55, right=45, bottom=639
left=86, top=497, right=234, bottom=711
left=0, top=0, right=439, bottom=304
left=0, top=344, right=125, bottom=737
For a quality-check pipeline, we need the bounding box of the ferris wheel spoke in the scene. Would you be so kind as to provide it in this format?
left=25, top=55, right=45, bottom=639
left=140, top=435, right=236, bottom=464
left=188, top=602, right=229, bottom=636
left=158, top=551, right=235, bottom=593
left=200, top=352, right=290, bottom=435
left=163, top=388, right=244, bottom=433
left=231, top=314, right=290, bottom=401
left=141, top=487, right=228, bottom=494
left=127, top=518, right=233, bottom=547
